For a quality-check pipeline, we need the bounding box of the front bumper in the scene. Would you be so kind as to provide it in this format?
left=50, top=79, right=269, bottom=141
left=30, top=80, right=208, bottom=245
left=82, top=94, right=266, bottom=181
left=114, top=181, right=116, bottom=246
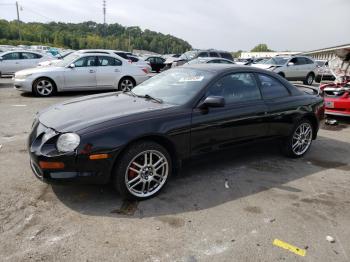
left=28, top=121, right=114, bottom=184
left=13, top=77, right=33, bottom=92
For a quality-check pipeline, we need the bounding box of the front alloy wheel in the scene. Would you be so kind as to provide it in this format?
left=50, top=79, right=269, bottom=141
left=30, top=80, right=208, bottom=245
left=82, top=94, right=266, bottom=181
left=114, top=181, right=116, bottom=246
left=125, top=150, right=169, bottom=198
left=33, top=78, right=55, bottom=97
left=114, top=141, right=172, bottom=200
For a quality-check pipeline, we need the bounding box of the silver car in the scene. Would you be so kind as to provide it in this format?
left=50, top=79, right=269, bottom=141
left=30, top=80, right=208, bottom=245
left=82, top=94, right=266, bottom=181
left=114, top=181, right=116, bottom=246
left=0, top=50, right=52, bottom=77
left=14, top=52, right=149, bottom=96
left=253, top=56, right=317, bottom=85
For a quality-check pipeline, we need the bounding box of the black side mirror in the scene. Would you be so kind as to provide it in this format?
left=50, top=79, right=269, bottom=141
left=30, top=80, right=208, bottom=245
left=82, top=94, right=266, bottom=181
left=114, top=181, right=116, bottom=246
left=198, top=96, right=225, bottom=109
left=0, top=57, right=3, bottom=62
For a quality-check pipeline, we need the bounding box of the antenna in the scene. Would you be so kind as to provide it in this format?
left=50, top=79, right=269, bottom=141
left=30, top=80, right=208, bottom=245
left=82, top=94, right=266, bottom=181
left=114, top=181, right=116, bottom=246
left=103, top=0, right=106, bottom=24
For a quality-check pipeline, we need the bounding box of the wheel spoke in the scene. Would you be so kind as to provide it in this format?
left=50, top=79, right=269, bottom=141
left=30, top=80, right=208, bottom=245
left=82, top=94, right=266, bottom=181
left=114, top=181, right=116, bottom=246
left=130, top=179, right=142, bottom=189
left=128, top=175, right=141, bottom=186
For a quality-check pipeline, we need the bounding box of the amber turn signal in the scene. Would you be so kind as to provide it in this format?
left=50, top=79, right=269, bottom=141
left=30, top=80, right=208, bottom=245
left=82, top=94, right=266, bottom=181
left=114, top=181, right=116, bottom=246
left=39, top=161, right=65, bottom=169
left=89, top=154, right=109, bottom=160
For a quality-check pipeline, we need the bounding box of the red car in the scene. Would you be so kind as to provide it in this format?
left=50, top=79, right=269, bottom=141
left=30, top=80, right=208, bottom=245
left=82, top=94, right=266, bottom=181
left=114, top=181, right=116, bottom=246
left=321, top=80, right=350, bottom=116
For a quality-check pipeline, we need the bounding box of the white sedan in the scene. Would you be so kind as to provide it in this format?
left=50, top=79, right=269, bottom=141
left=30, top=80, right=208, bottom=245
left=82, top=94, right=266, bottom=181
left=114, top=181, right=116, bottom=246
left=0, top=50, right=52, bottom=77
left=14, top=52, right=149, bottom=96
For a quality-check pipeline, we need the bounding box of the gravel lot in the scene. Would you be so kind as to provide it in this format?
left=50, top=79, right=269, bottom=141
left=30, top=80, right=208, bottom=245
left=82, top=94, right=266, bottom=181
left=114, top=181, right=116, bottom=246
left=1, top=78, right=350, bottom=262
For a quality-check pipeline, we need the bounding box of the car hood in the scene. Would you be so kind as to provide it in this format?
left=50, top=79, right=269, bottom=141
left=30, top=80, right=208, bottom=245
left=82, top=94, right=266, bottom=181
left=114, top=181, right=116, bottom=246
left=16, top=66, right=64, bottom=75
left=38, top=92, right=174, bottom=133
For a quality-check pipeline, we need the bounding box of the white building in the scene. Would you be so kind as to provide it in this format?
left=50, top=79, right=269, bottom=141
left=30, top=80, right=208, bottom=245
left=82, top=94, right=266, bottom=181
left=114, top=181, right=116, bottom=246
left=240, top=51, right=300, bottom=59
left=300, top=43, right=350, bottom=60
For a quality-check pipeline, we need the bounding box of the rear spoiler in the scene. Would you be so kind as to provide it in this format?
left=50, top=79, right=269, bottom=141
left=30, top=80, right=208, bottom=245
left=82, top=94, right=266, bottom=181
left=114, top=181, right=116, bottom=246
left=293, top=84, right=323, bottom=96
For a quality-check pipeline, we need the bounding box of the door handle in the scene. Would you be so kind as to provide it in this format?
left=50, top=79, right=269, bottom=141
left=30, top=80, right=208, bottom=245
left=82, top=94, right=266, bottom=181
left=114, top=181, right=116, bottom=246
left=89, top=69, right=95, bottom=73
left=114, top=69, right=120, bottom=72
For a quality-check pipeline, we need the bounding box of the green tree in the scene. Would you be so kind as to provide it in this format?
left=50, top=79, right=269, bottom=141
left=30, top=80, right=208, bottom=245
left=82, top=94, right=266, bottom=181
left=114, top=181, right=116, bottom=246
left=250, top=44, right=273, bottom=52
left=0, top=19, right=192, bottom=54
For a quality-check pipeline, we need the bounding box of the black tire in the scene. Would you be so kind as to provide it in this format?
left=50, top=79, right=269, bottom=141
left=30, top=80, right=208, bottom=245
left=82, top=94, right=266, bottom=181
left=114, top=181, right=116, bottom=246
left=315, top=75, right=321, bottom=83
left=32, top=77, right=56, bottom=97
left=303, top=73, right=315, bottom=85
left=113, top=141, right=172, bottom=200
left=118, top=77, right=135, bottom=92
left=281, top=119, right=314, bottom=158
left=278, top=72, right=285, bottom=78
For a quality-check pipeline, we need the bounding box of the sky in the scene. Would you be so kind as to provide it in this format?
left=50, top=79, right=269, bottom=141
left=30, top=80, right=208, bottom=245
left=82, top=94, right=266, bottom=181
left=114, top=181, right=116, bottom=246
left=0, top=0, right=349, bottom=52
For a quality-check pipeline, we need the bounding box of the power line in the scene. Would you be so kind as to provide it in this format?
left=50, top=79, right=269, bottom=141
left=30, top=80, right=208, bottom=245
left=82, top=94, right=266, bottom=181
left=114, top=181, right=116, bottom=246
left=20, top=5, right=52, bottom=21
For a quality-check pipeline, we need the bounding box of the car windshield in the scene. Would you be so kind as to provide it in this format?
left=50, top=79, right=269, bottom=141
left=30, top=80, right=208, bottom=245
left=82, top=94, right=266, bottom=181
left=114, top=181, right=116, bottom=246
left=131, top=68, right=214, bottom=105
left=264, top=57, right=289, bottom=65
left=179, top=51, right=198, bottom=61
left=55, top=54, right=80, bottom=67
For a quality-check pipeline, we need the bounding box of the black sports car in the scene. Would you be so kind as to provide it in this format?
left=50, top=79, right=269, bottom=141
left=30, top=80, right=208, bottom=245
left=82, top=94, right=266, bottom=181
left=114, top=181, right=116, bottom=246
left=28, top=65, right=324, bottom=200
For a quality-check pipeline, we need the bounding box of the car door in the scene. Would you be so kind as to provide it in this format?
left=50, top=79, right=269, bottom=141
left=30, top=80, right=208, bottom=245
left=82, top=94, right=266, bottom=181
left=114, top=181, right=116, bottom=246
left=285, top=57, right=299, bottom=79
left=63, top=56, right=97, bottom=90
left=294, top=57, right=308, bottom=78
left=0, top=52, right=21, bottom=74
left=190, top=72, right=269, bottom=155
left=95, top=56, right=122, bottom=89
left=20, top=52, right=43, bottom=70
left=257, top=73, right=298, bottom=137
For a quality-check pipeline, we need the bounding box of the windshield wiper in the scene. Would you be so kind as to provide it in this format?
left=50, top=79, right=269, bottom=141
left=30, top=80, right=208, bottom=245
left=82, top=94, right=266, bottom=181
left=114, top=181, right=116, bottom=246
left=122, top=90, right=137, bottom=97
left=143, top=94, right=163, bottom=103
left=122, top=91, right=163, bottom=103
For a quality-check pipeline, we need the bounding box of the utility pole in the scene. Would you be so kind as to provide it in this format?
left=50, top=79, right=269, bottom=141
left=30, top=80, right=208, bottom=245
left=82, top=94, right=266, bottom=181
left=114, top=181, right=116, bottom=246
left=16, top=1, right=21, bottom=40
left=103, top=0, right=106, bottom=24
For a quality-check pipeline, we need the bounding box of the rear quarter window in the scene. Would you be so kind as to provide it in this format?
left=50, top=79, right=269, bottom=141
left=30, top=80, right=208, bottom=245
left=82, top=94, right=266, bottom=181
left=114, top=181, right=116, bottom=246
left=258, top=74, right=290, bottom=99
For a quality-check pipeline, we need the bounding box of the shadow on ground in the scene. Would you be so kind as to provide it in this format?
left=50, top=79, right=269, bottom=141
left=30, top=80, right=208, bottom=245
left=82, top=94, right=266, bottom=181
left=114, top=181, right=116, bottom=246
left=51, top=134, right=350, bottom=218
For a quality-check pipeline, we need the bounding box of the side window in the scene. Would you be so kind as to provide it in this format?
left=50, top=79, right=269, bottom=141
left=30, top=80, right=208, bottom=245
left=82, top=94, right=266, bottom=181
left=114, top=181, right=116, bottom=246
left=295, top=57, right=306, bottom=65
left=156, top=57, right=164, bottom=63
left=220, top=52, right=233, bottom=60
left=2, top=52, right=20, bottom=60
left=115, top=52, right=128, bottom=59
left=198, top=52, right=209, bottom=58
left=74, top=56, right=96, bottom=67
left=98, top=56, right=117, bottom=66
left=207, top=59, right=219, bottom=64
left=21, top=52, right=41, bottom=59
left=289, top=58, right=297, bottom=65
left=114, top=58, right=122, bottom=66
left=207, top=73, right=261, bottom=104
left=258, top=74, right=290, bottom=99
left=304, top=58, right=314, bottom=64
left=128, top=56, right=139, bottom=62
left=219, top=59, right=232, bottom=64
left=209, top=52, right=219, bottom=57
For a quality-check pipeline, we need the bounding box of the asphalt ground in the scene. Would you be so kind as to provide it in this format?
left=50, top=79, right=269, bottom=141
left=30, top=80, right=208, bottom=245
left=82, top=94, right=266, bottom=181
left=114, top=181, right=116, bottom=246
left=0, top=78, right=350, bottom=262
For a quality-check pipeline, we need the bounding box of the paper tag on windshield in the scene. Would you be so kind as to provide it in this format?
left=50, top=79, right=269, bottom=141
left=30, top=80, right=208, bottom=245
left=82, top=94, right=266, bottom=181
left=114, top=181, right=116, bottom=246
left=179, top=76, right=204, bottom=82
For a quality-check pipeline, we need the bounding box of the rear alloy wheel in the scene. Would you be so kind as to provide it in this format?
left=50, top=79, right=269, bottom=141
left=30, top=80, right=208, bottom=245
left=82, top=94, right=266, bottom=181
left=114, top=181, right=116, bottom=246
left=303, top=73, right=314, bottom=85
left=114, top=141, right=172, bottom=200
left=33, top=78, right=55, bottom=97
left=282, top=120, right=313, bottom=158
left=119, top=78, right=135, bottom=92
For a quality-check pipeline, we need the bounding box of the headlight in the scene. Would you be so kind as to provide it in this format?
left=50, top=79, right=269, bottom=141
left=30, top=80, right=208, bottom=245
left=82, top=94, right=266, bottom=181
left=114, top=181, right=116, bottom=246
left=16, top=73, right=32, bottom=79
left=56, top=133, right=80, bottom=153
